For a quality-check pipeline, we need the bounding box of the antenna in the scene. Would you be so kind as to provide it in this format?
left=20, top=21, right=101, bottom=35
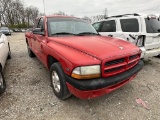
left=43, top=0, right=46, bottom=15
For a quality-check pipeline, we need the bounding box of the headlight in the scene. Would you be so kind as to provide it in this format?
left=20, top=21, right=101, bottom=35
left=71, top=65, right=101, bottom=79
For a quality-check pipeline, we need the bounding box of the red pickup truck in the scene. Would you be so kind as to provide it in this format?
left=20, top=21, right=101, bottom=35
left=25, top=15, right=143, bottom=99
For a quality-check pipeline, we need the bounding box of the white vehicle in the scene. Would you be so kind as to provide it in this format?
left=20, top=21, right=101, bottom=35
left=21, top=29, right=26, bottom=32
left=0, top=32, right=11, bottom=95
left=92, top=13, right=160, bottom=58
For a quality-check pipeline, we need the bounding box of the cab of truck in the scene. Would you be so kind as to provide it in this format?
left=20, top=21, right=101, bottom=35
left=92, top=13, right=160, bottom=59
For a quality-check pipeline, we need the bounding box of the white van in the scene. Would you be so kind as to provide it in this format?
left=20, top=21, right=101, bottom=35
left=92, top=13, right=160, bottom=58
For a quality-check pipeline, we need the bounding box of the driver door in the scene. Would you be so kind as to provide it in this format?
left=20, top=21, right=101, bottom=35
left=33, top=18, right=46, bottom=64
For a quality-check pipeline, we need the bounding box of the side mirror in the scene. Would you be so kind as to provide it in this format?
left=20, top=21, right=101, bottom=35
left=32, top=28, right=45, bottom=36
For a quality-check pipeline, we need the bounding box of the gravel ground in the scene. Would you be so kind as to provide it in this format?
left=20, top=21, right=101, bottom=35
left=0, top=33, right=160, bottom=120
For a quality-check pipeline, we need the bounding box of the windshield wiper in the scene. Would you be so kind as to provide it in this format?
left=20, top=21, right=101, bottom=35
left=77, top=32, right=100, bottom=36
left=51, top=32, right=76, bottom=36
left=51, top=32, right=100, bottom=36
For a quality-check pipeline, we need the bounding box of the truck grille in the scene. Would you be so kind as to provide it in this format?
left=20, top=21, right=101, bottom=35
left=102, top=54, right=140, bottom=77
left=105, top=58, right=125, bottom=66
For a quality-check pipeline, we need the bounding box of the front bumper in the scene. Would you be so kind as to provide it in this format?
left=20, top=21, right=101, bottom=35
left=65, top=60, right=144, bottom=99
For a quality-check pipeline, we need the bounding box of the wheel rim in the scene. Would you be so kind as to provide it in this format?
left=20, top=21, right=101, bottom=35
left=51, top=71, right=61, bottom=93
left=0, top=73, right=4, bottom=89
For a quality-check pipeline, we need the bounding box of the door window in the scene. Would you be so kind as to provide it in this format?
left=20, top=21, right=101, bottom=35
left=145, top=18, right=160, bottom=33
left=99, top=20, right=116, bottom=32
left=37, top=18, right=44, bottom=31
left=120, top=18, right=139, bottom=32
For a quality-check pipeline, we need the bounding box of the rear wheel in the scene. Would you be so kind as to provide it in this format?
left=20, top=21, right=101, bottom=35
left=0, top=68, right=6, bottom=95
left=50, top=62, right=71, bottom=100
left=27, top=44, right=35, bottom=57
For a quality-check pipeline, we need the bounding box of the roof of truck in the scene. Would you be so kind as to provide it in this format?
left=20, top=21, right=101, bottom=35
left=40, top=15, right=79, bottom=19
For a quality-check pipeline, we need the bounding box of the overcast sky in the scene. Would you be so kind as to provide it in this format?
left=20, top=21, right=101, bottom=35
left=23, top=0, right=160, bottom=17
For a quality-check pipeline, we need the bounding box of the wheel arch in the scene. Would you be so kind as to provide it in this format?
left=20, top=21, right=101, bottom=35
left=47, top=55, right=59, bottom=70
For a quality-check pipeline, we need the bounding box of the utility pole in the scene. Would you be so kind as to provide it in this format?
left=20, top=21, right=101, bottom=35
left=43, top=0, right=46, bottom=15
left=104, top=8, right=108, bottom=18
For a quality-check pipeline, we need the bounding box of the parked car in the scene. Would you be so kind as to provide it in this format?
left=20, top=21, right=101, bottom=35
left=92, top=13, right=160, bottom=59
left=13, top=29, right=18, bottom=32
left=25, top=15, right=143, bottom=99
left=0, top=27, right=11, bottom=35
left=21, top=29, right=26, bottom=32
left=10, top=30, right=13, bottom=33
left=13, top=28, right=22, bottom=32
left=0, top=32, right=11, bottom=95
left=25, top=28, right=33, bottom=32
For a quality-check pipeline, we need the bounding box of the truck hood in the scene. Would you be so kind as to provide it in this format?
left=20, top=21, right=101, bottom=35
left=48, top=36, right=140, bottom=60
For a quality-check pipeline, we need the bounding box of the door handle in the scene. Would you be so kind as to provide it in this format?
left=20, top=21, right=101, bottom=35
left=108, top=34, right=113, bottom=37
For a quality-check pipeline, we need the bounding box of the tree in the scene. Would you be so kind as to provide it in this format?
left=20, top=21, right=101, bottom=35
left=82, top=16, right=92, bottom=23
left=53, top=11, right=68, bottom=16
left=0, top=0, right=41, bottom=28
left=90, top=15, right=104, bottom=23
left=25, top=6, right=39, bottom=27
left=89, top=8, right=108, bottom=23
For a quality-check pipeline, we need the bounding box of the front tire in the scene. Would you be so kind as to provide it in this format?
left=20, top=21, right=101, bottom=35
left=0, top=68, right=6, bottom=95
left=50, top=62, right=71, bottom=100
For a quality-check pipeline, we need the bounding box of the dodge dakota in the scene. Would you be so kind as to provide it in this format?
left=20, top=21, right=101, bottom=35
left=25, top=15, right=143, bottom=99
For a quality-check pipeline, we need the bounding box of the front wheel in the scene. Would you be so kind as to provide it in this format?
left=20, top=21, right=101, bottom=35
left=50, top=62, right=71, bottom=100
left=0, top=68, right=6, bottom=95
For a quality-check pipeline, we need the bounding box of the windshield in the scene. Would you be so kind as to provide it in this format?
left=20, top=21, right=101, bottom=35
left=145, top=18, right=160, bottom=33
left=47, top=17, right=98, bottom=36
